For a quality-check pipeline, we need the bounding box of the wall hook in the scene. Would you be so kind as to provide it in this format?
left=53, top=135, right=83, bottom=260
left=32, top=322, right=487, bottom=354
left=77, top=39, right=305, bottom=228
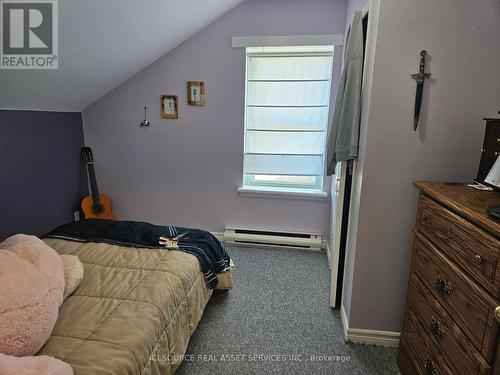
left=140, top=106, right=150, bottom=127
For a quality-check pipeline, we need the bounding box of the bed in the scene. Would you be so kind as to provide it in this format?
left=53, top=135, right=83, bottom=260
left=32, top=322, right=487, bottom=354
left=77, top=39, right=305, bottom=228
left=38, top=237, right=231, bottom=375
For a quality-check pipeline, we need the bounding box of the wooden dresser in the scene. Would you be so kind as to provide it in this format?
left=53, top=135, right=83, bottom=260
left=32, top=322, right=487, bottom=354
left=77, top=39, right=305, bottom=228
left=398, top=182, right=500, bottom=375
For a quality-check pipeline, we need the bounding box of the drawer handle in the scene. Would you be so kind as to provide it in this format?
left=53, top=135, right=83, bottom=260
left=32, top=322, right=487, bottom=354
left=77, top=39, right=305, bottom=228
left=429, top=318, right=445, bottom=339
left=495, top=306, right=500, bottom=323
left=435, top=275, right=452, bottom=296
left=424, top=358, right=438, bottom=375
left=474, top=254, right=483, bottom=264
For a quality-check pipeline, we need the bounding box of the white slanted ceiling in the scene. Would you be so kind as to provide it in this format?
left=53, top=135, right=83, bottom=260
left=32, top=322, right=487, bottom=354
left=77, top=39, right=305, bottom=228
left=0, top=0, right=245, bottom=112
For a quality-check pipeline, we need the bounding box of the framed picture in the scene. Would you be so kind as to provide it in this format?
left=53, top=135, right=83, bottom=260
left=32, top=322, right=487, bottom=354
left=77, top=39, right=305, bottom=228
left=161, top=95, right=178, bottom=119
left=187, top=81, right=205, bottom=106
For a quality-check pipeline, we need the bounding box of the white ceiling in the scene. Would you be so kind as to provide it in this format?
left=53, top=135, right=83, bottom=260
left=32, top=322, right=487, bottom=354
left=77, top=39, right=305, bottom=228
left=0, top=0, right=245, bottom=111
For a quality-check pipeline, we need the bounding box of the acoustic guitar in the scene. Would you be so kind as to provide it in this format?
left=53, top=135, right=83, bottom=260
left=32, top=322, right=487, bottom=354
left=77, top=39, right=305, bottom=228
left=81, top=147, right=116, bottom=220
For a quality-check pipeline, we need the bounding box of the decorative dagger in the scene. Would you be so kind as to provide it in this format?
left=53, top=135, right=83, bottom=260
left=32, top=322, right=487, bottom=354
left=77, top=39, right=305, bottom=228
left=411, top=50, right=431, bottom=131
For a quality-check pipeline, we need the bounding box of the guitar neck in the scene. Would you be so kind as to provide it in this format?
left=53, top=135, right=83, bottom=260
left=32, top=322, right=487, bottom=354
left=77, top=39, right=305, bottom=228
left=86, top=162, right=101, bottom=206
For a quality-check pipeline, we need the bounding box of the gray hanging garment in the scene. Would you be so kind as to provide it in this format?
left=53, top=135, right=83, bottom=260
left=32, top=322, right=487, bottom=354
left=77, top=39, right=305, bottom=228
left=326, top=11, right=364, bottom=176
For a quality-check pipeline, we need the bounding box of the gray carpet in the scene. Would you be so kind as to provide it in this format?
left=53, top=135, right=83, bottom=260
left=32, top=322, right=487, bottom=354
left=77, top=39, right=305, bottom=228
left=176, top=245, right=400, bottom=375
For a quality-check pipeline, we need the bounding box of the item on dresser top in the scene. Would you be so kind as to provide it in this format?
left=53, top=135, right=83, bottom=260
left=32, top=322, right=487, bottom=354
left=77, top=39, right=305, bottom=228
left=487, top=204, right=500, bottom=220
left=475, top=117, right=500, bottom=191
left=468, top=182, right=494, bottom=191
left=44, top=219, right=231, bottom=288
left=398, top=181, right=500, bottom=375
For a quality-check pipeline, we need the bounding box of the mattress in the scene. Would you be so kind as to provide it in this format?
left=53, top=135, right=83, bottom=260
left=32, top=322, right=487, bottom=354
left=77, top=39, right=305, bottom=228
left=39, top=238, right=214, bottom=375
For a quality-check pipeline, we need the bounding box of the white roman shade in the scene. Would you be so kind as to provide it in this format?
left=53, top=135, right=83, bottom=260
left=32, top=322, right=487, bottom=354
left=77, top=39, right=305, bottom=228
left=242, top=46, right=334, bottom=193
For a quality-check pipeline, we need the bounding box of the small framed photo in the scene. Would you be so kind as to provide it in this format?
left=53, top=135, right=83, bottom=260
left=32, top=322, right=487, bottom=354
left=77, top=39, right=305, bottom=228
left=187, top=81, right=205, bottom=106
left=161, top=95, right=178, bottom=119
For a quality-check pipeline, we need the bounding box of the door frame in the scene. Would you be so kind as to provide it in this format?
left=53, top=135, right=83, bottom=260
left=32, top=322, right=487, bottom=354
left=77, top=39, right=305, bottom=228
left=330, top=0, right=375, bottom=308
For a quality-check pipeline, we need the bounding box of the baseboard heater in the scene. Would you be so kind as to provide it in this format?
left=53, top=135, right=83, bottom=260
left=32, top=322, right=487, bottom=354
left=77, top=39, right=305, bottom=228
left=224, top=227, right=322, bottom=250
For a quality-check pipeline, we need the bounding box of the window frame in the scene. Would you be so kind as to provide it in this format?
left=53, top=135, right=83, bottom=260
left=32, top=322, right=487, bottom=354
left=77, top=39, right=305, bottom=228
left=240, top=46, right=335, bottom=198
left=244, top=174, right=323, bottom=191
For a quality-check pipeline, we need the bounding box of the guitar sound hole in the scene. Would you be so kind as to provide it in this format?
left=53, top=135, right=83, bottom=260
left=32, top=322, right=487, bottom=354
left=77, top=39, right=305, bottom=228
left=92, top=204, right=104, bottom=215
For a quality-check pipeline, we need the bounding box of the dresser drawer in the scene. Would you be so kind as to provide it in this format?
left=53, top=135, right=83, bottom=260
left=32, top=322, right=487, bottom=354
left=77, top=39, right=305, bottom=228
left=417, top=194, right=500, bottom=297
left=403, top=308, right=456, bottom=375
left=413, top=232, right=499, bottom=359
left=408, top=273, right=491, bottom=375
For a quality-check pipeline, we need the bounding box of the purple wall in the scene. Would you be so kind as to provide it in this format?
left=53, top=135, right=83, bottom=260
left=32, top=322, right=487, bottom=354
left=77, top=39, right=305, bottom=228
left=345, top=0, right=366, bottom=26
left=342, top=0, right=500, bottom=333
left=82, top=0, right=346, bottom=237
left=0, top=110, right=87, bottom=240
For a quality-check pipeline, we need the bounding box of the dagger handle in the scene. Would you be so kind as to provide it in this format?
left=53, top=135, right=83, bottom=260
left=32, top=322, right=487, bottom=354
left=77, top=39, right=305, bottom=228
left=419, top=50, right=427, bottom=73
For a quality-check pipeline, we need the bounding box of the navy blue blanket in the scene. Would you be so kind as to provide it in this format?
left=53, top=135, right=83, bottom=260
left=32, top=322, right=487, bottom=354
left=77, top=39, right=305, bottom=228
left=44, top=219, right=231, bottom=288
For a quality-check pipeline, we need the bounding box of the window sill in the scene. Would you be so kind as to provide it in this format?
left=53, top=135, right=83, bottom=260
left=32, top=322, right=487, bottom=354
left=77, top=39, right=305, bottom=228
left=237, top=186, right=328, bottom=200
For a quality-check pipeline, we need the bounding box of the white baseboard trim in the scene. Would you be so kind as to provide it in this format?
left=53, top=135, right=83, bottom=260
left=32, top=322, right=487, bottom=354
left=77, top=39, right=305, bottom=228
left=212, top=231, right=328, bottom=251
left=340, top=305, right=400, bottom=348
left=321, top=240, right=328, bottom=252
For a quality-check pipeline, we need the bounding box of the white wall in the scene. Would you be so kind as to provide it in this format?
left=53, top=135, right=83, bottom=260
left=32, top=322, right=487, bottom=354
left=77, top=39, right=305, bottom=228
left=343, top=0, right=500, bottom=332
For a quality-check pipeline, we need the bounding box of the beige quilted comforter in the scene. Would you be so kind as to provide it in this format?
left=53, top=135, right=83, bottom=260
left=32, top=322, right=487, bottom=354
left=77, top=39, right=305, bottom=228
left=39, top=238, right=213, bottom=375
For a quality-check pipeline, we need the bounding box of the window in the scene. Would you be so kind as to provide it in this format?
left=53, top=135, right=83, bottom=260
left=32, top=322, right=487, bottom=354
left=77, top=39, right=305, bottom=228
left=240, top=45, right=334, bottom=196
